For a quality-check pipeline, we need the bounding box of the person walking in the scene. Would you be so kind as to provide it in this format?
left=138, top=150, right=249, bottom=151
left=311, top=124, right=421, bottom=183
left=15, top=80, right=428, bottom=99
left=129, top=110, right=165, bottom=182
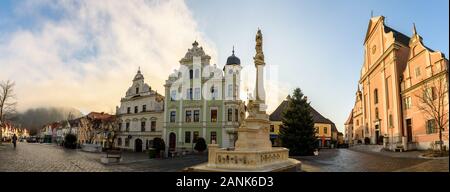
left=12, top=134, right=18, bottom=148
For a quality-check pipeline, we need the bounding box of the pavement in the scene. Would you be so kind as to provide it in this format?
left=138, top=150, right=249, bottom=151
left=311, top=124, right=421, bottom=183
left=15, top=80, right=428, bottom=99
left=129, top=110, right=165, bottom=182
left=0, top=142, right=207, bottom=172
left=294, top=148, right=448, bottom=172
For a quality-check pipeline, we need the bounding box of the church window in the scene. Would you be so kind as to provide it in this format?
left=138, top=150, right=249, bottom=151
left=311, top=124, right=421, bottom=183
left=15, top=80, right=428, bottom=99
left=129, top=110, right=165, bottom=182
left=374, top=89, right=379, bottom=104
left=189, top=69, right=193, bottom=79
left=415, top=67, right=421, bottom=77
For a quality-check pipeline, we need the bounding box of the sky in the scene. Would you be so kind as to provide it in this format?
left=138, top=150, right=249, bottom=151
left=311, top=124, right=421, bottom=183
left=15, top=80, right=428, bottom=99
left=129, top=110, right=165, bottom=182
left=0, top=0, right=448, bottom=133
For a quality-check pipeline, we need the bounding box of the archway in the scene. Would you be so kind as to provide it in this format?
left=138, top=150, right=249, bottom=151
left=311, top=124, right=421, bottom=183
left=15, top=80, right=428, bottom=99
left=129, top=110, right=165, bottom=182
left=135, top=138, right=143, bottom=152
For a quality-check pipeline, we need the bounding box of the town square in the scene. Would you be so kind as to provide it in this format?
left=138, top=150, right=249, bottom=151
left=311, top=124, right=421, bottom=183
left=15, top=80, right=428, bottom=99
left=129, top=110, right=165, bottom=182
left=0, top=0, right=448, bottom=173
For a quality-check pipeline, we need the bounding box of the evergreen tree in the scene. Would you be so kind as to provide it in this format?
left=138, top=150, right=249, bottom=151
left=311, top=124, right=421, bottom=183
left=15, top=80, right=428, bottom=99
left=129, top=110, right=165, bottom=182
left=279, top=88, right=317, bottom=156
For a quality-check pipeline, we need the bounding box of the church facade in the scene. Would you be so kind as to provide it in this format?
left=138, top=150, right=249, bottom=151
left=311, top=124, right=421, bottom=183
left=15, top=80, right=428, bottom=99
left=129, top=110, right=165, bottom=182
left=115, top=69, right=165, bottom=152
left=163, top=41, right=245, bottom=155
left=346, top=16, right=449, bottom=150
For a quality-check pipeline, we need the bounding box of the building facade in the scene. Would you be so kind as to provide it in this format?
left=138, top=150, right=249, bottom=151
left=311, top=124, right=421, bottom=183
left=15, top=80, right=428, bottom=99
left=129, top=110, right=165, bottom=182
left=269, top=96, right=338, bottom=148
left=347, top=16, right=449, bottom=150
left=115, top=69, right=164, bottom=152
left=163, top=41, right=244, bottom=154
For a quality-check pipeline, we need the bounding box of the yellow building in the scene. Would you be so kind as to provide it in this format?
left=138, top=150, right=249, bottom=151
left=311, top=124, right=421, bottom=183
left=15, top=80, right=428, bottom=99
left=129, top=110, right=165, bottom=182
left=269, top=96, right=338, bottom=148
left=347, top=16, right=449, bottom=150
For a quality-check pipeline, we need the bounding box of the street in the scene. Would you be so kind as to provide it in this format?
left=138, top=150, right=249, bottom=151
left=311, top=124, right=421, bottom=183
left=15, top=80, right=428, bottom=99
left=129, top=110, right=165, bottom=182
left=0, top=142, right=448, bottom=172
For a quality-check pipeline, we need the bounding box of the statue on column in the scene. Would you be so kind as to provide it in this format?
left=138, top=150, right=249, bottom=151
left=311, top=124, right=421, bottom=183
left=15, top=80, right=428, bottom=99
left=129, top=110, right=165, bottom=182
left=254, top=29, right=265, bottom=65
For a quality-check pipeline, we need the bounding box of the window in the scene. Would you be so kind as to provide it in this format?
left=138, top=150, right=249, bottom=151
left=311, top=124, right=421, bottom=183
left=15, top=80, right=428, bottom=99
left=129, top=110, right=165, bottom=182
left=193, top=131, right=199, bottom=143
left=194, top=69, right=199, bottom=78
left=136, top=87, right=139, bottom=94
left=324, top=127, right=328, bottom=134
left=186, top=88, right=193, bottom=100
left=170, top=111, right=176, bottom=123
left=127, top=107, right=131, bottom=114
left=375, top=108, right=379, bottom=119
left=141, top=121, right=146, bottom=132
left=134, top=106, right=138, bottom=113
left=227, top=84, right=233, bottom=98
left=235, top=109, right=239, bottom=122
left=315, top=127, right=319, bottom=133
left=415, top=67, right=421, bottom=77
left=211, top=109, right=218, bottom=122
left=142, top=105, right=146, bottom=112
left=151, top=121, right=156, bottom=132
left=210, top=131, right=217, bottom=144
left=118, top=123, right=122, bottom=131
left=227, top=108, right=233, bottom=122
left=117, top=138, right=122, bottom=146
left=424, top=87, right=436, bottom=101
left=389, top=114, right=393, bottom=128
left=374, top=89, right=378, bottom=104
left=170, top=90, right=176, bottom=101
left=426, top=119, right=437, bottom=134
left=185, top=131, right=191, bottom=143
left=194, top=88, right=201, bottom=100
left=193, top=110, right=200, bottom=122
left=126, top=122, right=130, bottom=132
left=185, top=110, right=192, bottom=122
left=404, top=97, right=412, bottom=110
left=125, top=138, right=130, bottom=147
left=270, top=125, right=274, bottom=132
left=189, top=69, right=193, bottom=79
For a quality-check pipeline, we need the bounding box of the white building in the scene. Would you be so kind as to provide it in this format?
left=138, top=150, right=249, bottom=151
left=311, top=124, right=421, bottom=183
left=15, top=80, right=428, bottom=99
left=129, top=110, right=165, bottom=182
left=115, top=68, right=165, bottom=152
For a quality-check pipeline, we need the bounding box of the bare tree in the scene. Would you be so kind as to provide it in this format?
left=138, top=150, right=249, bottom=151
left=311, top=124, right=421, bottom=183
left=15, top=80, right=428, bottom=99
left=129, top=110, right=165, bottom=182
left=415, top=75, right=449, bottom=153
left=0, top=80, right=18, bottom=143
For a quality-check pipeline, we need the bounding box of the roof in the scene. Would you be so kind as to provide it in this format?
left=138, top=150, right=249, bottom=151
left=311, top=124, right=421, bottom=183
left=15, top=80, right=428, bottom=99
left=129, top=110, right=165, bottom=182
left=226, top=49, right=241, bottom=65
left=269, top=99, right=335, bottom=125
left=87, top=112, right=116, bottom=121
left=383, top=26, right=411, bottom=46
left=331, top=123, right=338, bottom=132
left=344, top=109, right=353, bottom=125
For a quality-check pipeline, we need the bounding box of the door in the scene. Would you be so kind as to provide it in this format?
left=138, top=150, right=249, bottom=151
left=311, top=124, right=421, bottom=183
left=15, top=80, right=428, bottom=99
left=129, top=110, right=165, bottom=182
left=406, top=119, right=412, bottom=142
left=375, top=125, right=380, bottom=144
left=135, top=139, right=142, bottom=152
left=169, top=133, right=176, bottom=151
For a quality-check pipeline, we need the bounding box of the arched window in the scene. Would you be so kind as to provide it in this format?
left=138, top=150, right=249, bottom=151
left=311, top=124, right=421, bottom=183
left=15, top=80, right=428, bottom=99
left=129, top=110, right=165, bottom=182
left=375, top=107, right=379, bottom=119
left=374, top=89, right=378, bottom=104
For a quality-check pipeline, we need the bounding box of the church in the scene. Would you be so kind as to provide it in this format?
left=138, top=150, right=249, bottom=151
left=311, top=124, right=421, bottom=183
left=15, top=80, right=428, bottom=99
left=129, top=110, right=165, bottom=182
left=346, top=16, right=449, bottom=151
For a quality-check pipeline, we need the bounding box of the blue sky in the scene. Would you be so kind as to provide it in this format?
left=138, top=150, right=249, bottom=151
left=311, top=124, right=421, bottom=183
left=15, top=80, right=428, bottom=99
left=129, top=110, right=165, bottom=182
left=186, top=0, right=449, bottom=132
left=0, top=0, right=448, bottom=133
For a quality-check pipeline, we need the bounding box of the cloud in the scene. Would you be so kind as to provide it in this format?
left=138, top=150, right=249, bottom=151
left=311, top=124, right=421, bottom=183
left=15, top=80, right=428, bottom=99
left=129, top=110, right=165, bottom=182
left=0, top=0, right=217, bottom=113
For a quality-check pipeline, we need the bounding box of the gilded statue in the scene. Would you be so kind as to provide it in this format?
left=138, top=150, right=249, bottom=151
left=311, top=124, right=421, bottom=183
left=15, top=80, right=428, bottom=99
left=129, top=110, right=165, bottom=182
left=254, top=29, right=264, bottom=64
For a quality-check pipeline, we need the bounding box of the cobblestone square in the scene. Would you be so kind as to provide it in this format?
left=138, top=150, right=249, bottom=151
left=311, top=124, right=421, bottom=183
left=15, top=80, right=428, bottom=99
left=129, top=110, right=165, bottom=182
left=0, top=142, right=448, bottom=172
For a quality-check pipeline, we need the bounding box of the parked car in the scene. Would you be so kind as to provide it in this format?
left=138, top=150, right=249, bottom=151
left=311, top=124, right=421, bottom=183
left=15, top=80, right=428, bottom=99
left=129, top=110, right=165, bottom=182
left=26, top=136, right=38, bottom=143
